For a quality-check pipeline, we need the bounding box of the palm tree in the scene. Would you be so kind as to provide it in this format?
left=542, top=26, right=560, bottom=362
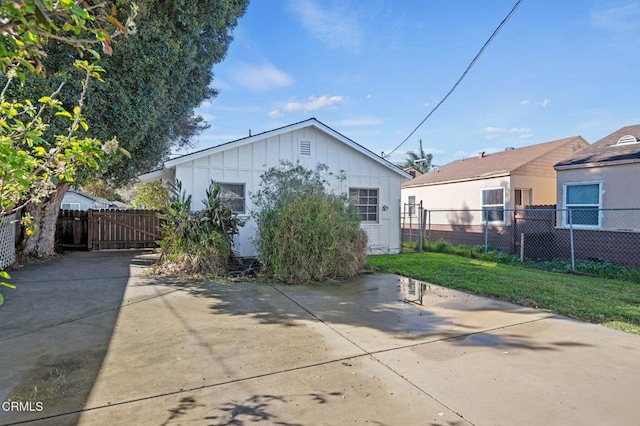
left=404, top=141, right=433, bottom=173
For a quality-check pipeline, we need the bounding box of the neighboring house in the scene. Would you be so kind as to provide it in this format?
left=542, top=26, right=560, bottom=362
left=61, top=189, right=119, bottom=210
left=554, top=124, right=640, bottom=230
left=403, top=166, right=424, bottom=178
left=139, top=118, right=411, bottom=256
left=402, top=136, right=588, bottom=225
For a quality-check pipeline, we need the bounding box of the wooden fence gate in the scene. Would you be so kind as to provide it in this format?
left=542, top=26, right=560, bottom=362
left=56, top=209, right=162, bottom=251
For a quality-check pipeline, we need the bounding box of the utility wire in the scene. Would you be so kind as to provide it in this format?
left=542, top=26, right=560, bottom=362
left=385, top=0, right=524, bottom=159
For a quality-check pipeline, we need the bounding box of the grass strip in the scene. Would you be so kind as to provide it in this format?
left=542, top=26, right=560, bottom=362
left=367, top=251, right=640, bottom=335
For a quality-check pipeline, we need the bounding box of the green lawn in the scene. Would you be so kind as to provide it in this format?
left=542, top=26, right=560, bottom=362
left=367, top=251, right=640, bottom=335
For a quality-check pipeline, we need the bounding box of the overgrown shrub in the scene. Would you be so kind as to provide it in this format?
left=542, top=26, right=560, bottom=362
left=154, top=180, right=244, bottom=276
left=252, top=161, right=367, bottom=283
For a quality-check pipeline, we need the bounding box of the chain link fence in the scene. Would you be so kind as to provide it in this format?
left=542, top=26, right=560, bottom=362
left=402, top=206, right=640, bottom=269
left=0, top=214, right=17, bottom=270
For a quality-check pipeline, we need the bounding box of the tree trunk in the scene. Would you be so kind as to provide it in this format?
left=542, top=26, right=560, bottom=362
left=22, top=182, right=70, bottom=258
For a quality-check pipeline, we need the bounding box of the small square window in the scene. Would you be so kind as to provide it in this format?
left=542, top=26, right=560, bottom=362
left=349, top=188, right=379, bottom=223
left=219, top=183, right=245, bottom=214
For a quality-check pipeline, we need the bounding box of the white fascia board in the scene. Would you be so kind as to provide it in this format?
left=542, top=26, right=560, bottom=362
left=163, top=118, right=411, bottom=179
left=138, top=169, right=169, bottom=182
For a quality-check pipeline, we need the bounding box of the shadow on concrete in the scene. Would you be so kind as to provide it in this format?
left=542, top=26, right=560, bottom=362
left=0, top=251, right=142, bottom=425
left=146, top=273, right=593, bottom=353
left=162, top=392, right=354, bottom=426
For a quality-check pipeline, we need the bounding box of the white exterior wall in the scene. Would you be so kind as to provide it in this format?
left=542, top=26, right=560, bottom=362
left=402, top=176, right=511, bottom=225
left=174, top=127, right=403, bottom=256
left=61, top=192, right=109, bottom=210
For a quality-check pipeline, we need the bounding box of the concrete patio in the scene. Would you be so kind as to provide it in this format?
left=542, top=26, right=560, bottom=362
left=1, top=251, right=640, bottom=425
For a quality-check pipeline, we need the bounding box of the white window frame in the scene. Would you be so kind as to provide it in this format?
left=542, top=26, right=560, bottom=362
left=61, top=203, right=81, bottom=211
left=563, top=182, right=602, bottom=228
left=481, top=187, right=505, bottom=224
left=349, top=187, right=379, bottom=223
left=218, top=183, right=246, bottom=214
left=514, top=188, right=532, bottom=207
left=408, top=195, right=416, bottom=216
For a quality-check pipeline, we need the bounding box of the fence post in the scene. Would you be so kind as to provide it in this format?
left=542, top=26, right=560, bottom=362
left=87, top=209, right=93, bottom=251
left=484, top=215, right=489, bottom=254
left=427, top=210, right=431, bottom=244
left=568, top=209, right=575, bottom=271
left=418, top=201, right=424, bottom=252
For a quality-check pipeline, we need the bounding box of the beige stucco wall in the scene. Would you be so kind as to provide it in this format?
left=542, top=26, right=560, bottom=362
left=556, top=162, right=640, bottom=230
left=402, top=172, right=560, bottom=227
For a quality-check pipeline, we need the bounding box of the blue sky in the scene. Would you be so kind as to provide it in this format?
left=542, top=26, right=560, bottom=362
left=190, top=0, right=640, bottom=166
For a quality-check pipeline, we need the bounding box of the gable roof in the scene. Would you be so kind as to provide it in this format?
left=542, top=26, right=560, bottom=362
left=555, top=124, right=640, bottom=169
left=141, top=118, right=410, bottom=179
left=403, top=135, right=587, bottom=188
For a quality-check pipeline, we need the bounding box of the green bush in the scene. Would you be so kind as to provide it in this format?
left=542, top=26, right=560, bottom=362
left=155, top=180, right=244, bottom=276
left=252, top=161, right=367, bottom=284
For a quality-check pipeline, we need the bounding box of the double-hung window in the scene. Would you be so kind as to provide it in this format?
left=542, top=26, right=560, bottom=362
left=349, top=188, right=379, bottom=223
left=482, top=188, right=505, bottom=223
left=408, top=195, right=416, bottom=216
left=219, top=183, right=245, bottom=214
left=564, top=183, right=601, bottom=227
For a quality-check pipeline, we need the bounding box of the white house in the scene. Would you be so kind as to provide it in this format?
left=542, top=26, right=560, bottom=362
left=139, top=118, right=411, bottom=256
left=61, top=189, right=117, bottom=210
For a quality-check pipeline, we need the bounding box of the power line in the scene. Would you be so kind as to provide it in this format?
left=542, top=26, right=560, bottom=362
left=385, top=0, right=524, bottom=159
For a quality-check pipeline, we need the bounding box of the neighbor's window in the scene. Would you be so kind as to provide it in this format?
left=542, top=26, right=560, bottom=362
left=514, top=188, right=532, bottom=206
left=482, top=187, right=505, bottom=222
left=219, top=183, right=245, bottom=214
left=565, top=183, right=601, bottom=227
left=349, top=188, right=379, bottom=223
left=408, top=195, right=416, bottom=216
left=61, top=203, right=81, bottom=211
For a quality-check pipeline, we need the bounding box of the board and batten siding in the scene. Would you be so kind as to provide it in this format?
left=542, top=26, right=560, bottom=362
left=174, top=127, right=403, bottom=256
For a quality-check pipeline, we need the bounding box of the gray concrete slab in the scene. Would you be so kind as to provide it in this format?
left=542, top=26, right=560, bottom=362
left=2, top=252, right=640, bottom=425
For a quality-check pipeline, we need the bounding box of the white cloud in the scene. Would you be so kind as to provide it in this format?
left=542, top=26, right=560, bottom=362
left=366, top=94, right=372, bottom=99
left=520, top=99, right=530, bottom=105
left=232, top=63, right=294, bottom=92
left=287, top=0, right=363, bottom=51
left=482, top=126, right=533, bottom=140
left=510, top=127, right=533, bottom=139
left=198, top=113, right=217, bottom=122
left=482, top=126, right=509, bottom=140
left=268, top=109, right=283, bottom=118
left=591, top=3, right=640, bottom=33
left=284, top=95, right=343, bottom=112
left=541, top=99, right=551, bottom=108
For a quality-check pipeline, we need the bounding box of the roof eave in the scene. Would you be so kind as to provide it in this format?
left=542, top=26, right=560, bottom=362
left=402, top=171, right=511, bottom=188
left=555, top=157, right=640, bottom=170
left=162, top=118, right=411, bottom=179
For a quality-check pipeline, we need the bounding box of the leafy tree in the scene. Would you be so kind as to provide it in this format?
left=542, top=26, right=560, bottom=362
left=131, top=181, right=169, bottom=210
left=404, top=147, right=433, bottom=174
left=0, top=0, right=135, bottom=302
left=6, top=0, right=248, bottom=257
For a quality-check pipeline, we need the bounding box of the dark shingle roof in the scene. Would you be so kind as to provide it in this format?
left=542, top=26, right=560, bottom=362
left=555, top=125, right=640, bottom=168
left=403, top=136, right=586, bottom=187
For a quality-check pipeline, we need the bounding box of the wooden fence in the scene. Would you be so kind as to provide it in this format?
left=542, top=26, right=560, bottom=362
left=56, top=209, right=162, bottom=251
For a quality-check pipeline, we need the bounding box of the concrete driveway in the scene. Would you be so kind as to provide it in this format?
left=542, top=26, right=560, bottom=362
left=1, top=251, right=640, bottom=425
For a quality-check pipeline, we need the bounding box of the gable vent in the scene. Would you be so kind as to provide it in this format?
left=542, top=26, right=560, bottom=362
left=616, top=135, right=638, bottom=145
left=299, top=140, right=312, bottom=156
